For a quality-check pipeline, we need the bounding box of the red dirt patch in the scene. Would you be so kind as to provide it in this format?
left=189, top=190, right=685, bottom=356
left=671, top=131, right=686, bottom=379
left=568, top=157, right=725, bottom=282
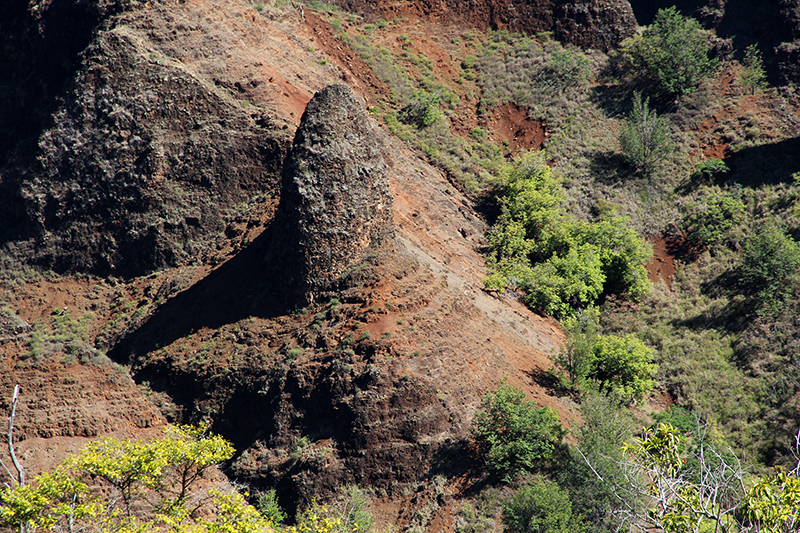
left=646, top=235, right=677, bottom=290
left=486, top=103, right=548, bottom=156
left=303, top=11, right=391, bottom=107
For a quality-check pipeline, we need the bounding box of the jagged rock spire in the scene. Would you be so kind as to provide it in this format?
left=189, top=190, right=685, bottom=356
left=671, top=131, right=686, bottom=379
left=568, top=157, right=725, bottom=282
left=274, top=84, right=394, bottom=293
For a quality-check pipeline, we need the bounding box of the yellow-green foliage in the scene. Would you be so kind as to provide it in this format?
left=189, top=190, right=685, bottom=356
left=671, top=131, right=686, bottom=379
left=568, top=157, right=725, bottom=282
left=555, top=315, right=656, bottom=401
left=485, top=151, right=651, bottom=319
left=0, top=425, right=268, bottom=533
left=742, top=468, right=800, bottom=533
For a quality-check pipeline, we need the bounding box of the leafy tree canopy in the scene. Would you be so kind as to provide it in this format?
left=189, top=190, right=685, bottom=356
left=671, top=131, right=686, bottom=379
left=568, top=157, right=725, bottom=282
left=473, top=382, right=565, bottom=482
left=622, top=6, right=716, bottom=95
left=485, top=152, right=651, bottom=319
left=0, top=425, right=271, bottom=533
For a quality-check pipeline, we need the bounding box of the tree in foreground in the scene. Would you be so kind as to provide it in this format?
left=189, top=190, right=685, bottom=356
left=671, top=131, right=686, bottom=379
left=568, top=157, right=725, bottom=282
left=473, top=382, right=565, bottom=482
left=0, top=425, right=272, bottom=533
left=579, top=420, right=800, bottom=532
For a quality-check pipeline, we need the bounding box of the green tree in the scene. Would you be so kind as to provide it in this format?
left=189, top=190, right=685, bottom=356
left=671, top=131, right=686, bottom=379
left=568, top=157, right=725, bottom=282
left=741, top=468, right=800, bottom=533
left=485, top=152, right=652, bottom=319
left=740, top=44, right=768, bottom=94
left=591, top=334, right=656, bottom=401
left=524, top=244, right=606, bottom=320
left=553, top=321, right=656, bottom=401
left=502, top=479, right=587, bottom=533
left=740, top=224, right=800, bottom=310
left=619, top=91, right=673, bottom=175
left=622, top=6, right=716, bottom=95
left=0, top=425, right=270, bottom=533
left=473, top=382, right=565, bottom=482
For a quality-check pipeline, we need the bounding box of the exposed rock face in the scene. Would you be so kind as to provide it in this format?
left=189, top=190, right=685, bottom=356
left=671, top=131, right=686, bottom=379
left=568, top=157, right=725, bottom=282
left=554, top=0, right=638, bottom=50
left=276, top=84, right=394, bottom=293
left=0, top=0, right=290, bottom=278
left=329, top=0, right=637, bottom=50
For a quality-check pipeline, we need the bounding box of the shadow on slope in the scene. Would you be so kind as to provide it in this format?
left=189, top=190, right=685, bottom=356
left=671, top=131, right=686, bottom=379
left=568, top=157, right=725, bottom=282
left=729, top=136, right=800, bottom=187
left=109, top=218, right=301, bottom=364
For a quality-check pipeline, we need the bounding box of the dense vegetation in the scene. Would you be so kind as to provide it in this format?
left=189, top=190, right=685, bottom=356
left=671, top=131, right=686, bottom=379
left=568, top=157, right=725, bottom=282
left=4, top=1, right=800, bottom=532
left=316, top=2, right=800, bottom=530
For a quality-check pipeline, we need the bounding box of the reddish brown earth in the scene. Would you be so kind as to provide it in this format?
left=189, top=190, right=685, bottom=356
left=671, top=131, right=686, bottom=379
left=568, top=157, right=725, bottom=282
left=9, top=0, right=797, bottom=528
left=646, top=236, right=677, bottom=291
left=0, top=0, right=575, bottom=528
left=486, top=103, right=548, bottom=156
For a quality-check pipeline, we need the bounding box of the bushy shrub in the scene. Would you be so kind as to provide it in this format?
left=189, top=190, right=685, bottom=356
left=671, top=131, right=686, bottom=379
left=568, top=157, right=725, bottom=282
left=619, top=91, right=673, bottom=175
left=485, top=152, right=652, bottom=319
left=688, top=188, right=745, bottom=248
left=503, top=479, right=587, bottom=533
left=740, top=224, right=800, bottom=310
left=554, top=318, right=656, bottom=401
left=473, top=382, right=565, bottom=481
left=524, top=244, right=606, bottom=319
left=622, top=6, right=716, bottom=95
left=694, top=158, right=729, bottom=182
left=401, top=90, right=444, bottom=128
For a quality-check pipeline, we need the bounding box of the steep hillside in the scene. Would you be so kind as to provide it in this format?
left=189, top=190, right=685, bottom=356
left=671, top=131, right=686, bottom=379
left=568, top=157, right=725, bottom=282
left=2, top=0, right=800, bottom=531
left=0, top=0, right=573, bottom=529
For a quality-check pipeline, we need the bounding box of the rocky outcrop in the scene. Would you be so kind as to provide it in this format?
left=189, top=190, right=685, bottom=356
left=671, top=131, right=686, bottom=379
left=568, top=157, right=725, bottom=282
left=0, top=0, right=291, bottom=278
left=554, top=0, right=638, bottom=50
left=329, top=0, right=637, bottom=50
left=274, top=84, right=394, bottom=293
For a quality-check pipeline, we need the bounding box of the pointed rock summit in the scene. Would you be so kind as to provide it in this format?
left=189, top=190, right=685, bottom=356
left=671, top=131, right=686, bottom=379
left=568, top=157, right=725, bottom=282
left=275, top=84, right=394, bottom=293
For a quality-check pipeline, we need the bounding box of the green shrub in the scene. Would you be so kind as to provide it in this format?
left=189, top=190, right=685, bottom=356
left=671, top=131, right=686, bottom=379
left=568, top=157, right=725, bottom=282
left=622, top=6, right=716, bottom=95
left=401, top=90, right=444, bottom=128
left=694, top=158, right=729, bottom=181
left=590, top=333, right=657, bottom=401
left=619, top=91, right=673, bottom=175
left=473, top=382, right=565, bottom=481
left=688, top=189, right=745, bottom=248
left=503, top=479, right=587, bottom=533
left=740, top=224, right=800, bottom=310
left=739, top=44, right=768, bottom=94
left=524, top=244, right=606, bottom=319
left=554, top=319, right=656, bottom=401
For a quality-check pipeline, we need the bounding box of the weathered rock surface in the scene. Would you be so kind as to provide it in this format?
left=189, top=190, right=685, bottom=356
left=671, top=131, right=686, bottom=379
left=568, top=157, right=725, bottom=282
left=0, top=0, right=291, bottom=278
left=329, top=0, right=637, bottom=50
left=275, top=84, right=394, bottom=293
left=554, top=0, right=638, bottom=50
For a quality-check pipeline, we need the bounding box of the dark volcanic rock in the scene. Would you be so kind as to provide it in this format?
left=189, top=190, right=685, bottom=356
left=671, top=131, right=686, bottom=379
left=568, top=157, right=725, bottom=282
left=275, top=84, right=394, bottom=293
left=0, top=4, right=290, bottom=277
left=329, top=0, right=637, bottom=50
left=554, top=0, right=637, bottom=51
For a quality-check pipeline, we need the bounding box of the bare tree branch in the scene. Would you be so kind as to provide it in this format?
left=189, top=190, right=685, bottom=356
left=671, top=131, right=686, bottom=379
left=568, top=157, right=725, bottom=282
left=7, top=384, right=24, bottom=486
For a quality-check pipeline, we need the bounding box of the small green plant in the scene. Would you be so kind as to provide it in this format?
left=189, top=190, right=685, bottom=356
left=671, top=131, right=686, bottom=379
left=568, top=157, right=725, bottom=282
left=472, top=381, right=565, bottom=481
left=256, top=488, right=287, bottom=524
left=401, top=90, right=444, bottom=128
left=688, top=188, right=745, bottom=248
left=694, top=158, right=729, bottom=181
left=619, top=91, right=673, bottom=176
left=739, top=44, right=768, bottom=94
